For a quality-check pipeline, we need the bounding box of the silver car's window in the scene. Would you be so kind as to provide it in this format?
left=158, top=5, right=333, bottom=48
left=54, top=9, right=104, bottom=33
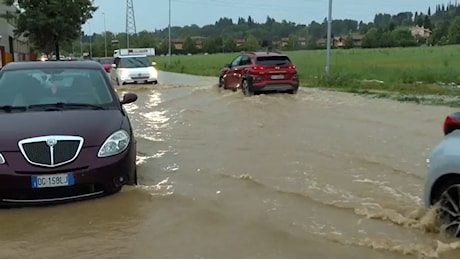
left=0, top=68, right=114, bottom=106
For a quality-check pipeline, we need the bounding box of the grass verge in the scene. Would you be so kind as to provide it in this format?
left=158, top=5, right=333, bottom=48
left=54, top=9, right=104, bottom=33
left=151, top=45, right=460, bottom=107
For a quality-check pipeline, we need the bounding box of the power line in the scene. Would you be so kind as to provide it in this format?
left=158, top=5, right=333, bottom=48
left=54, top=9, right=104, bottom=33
left=173, top=0, right=321, bottom=12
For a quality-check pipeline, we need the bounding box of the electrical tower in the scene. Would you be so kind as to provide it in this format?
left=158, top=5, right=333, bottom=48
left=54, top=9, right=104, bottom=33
left=125, top=0, right=137, bottom=48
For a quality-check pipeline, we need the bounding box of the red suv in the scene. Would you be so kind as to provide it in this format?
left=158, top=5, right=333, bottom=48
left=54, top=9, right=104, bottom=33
left=218, top=51, right=299, bottom=96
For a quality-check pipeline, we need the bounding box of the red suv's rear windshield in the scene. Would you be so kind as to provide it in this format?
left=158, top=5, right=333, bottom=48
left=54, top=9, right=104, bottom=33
left=255, top=56, right=292, bottom=66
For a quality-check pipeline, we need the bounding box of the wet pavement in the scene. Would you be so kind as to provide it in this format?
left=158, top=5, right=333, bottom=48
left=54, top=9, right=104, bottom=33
left=1, top=71, right=460, bottom=258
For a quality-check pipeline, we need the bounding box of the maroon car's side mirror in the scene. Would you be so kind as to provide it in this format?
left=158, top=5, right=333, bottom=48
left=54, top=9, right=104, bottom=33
left=120, top=93, right=138, bottom=105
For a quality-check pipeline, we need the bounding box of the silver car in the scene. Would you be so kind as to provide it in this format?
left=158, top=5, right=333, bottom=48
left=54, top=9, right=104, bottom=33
left=424, top=111, right=460, bottom=237
left=110, top=55, right=158, bottom=86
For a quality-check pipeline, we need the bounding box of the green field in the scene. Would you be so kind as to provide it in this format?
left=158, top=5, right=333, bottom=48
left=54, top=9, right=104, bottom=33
left=151, top=45, right=460, bottom=106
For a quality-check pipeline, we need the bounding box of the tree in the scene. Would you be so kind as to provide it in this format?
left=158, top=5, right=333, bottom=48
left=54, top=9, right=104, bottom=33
left=416, top=15, right=424, bottom=26
left=284, top=34, right=298, bottom=50
left=361, top=27, right=379, bottom=48
left=3, top=0, right=97, bottom=59
left=137, top=30, right=156, bottom=48
left=343, top=35, right=354, bottom=49
left=448, top=16, right=460, bottom=44
left=423, top=15, right=433, bottom=30
left=430, top=20, right=450, bottom=45
left=203, top=37, right=219, bottom=53
left=223, top=37, right=236, bottom=52
left=182, top=37, right=197, bottom=54
left=245, top=34, right=260, bottom=51
left=391, top=28, right=416, bottom=47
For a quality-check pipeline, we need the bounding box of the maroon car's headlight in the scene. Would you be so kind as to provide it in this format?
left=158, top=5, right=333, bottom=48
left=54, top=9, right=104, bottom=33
left=0, top=153, right=4, bottom=164
left=98, top=130, right=130, bottom=158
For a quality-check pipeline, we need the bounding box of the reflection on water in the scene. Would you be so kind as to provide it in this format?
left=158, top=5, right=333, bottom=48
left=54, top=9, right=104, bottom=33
left=0, top=189, right=150, bottom=258
left=137, top=91, right=170, bottom=142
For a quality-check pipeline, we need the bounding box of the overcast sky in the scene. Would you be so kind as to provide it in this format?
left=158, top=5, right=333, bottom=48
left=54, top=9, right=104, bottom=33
left=86, top=0, right=452, bottom=33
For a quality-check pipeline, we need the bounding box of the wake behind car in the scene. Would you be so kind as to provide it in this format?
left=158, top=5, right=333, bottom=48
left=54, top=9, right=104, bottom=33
left=110, top=48, right=158, bottom=86
left=218, top=51, right=299, bottom=96
left=424, top=111, right=460, bottom=237
left=0, top=60, right=138, bottom=206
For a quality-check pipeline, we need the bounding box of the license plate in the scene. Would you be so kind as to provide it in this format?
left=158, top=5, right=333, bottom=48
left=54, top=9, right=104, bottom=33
left=270, top=74, right=285, bottom=80
left=31, top=173, right=74, bottom=188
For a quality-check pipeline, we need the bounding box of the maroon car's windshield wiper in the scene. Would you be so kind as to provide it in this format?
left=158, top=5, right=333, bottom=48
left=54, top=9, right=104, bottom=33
left=28, top=102, right=105, bottom=111
left=0, top=105, right=28, bottom=113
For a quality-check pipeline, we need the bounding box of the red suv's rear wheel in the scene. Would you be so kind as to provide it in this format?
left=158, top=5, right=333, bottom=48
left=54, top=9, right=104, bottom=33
left=219, top=76, right=225, bottom=89
left=242, top=80, right=253, bottom=96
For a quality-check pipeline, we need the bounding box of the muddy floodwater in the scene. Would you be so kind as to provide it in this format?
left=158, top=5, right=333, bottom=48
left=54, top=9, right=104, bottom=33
left=3, top=71, right=460, bottom=258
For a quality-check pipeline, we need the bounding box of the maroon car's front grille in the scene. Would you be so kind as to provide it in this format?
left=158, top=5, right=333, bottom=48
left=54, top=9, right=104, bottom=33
left=53, top=141, right=81, bottom=164
left=21, top=142, right=51, bottom=165
left=19, top=137, right=83, bottom=167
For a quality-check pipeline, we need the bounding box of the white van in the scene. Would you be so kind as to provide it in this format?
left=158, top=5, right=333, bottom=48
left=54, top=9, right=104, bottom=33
left=110, top=54, right=158, bottom=86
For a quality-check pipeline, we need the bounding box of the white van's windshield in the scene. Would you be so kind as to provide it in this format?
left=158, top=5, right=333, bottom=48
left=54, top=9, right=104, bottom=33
left=118, top=56, right=150, bottom=68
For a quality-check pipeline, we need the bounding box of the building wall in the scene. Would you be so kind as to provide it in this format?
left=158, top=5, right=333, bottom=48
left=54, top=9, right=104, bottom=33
left=0, top=3, right=30, bottom=66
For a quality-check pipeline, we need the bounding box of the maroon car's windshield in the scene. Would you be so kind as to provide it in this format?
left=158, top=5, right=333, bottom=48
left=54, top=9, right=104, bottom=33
left=0, top=68, right=114, bottom=107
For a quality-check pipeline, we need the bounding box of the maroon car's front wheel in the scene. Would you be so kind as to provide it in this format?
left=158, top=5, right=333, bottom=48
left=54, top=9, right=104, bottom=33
left=127, top=167, right=138, bottom=185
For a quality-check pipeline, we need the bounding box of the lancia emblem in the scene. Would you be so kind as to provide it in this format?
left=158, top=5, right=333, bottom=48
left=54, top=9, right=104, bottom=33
left=275, top=66, right=280, bottom=69
left=46, top=138, right=57, bottom=147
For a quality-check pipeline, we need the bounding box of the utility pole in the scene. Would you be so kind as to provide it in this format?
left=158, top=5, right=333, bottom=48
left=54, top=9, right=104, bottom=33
left=325, top=0, right=332, bottom=79
left=80, top=32, right=83, bottom=57
left=168, top=0, right=172, bottom=66
left=126, top=0, right=137, bottom=48
left=89, top=21, right=92, bottom=59
left=103, top=12, right=107, bottom=57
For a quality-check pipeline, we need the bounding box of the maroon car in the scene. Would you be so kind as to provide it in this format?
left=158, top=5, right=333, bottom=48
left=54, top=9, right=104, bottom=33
left=0, top=60, right=138, bottom=206
left=218, top=51, right=299, bottom=96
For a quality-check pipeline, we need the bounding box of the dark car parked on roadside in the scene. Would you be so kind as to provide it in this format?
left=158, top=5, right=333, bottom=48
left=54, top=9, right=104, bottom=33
left=218, top=51, right=299, bottom=96
left=0, top=60, right=138, bottom=207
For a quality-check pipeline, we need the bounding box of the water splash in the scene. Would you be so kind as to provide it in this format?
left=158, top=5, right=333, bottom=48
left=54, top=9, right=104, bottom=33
left=136, top=177, right=174, bottom=196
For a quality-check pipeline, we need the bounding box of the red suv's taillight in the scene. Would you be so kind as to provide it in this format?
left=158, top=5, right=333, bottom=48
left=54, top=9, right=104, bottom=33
left=252, top=66, right=265, bottom=70
left=288, top=65, right=296, bottom=70
left=444, top=114, right=460, bottom=135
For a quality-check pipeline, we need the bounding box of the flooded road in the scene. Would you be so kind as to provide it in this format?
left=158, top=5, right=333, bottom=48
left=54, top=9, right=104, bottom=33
left=2, top=71, right=460, bottom=258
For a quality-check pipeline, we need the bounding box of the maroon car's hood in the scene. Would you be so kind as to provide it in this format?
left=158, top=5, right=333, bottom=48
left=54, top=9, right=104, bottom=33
left=0, top=110, right=124, bottom=151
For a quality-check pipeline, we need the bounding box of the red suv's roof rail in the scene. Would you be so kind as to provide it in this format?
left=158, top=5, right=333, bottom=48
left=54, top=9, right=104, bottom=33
left=242, top=51, right=285, bottom=56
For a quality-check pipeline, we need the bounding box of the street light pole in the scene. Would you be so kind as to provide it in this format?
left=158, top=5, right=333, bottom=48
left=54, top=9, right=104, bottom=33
left=168, top=0, right=171, bottom=66
left=80, top=32, right=83, bottom=57
left=103, top=12, right=107, bottom=57
left=89, top=21, right=93, bottom=59
left=325, top=0, right=332, bottom=79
